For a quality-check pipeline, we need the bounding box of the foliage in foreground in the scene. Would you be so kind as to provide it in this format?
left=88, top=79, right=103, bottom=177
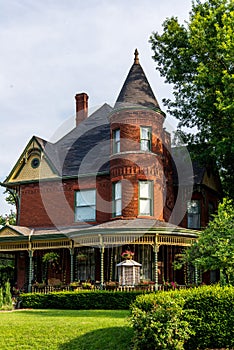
left=150, top=0, right=234, bottom=198
left=20, top=290, right=143, bottom=310
left=175, top=198, right=234, bottom=285
left=130, top=285, right=234, bottom=350
left=0, top=309, right=132, bottom=350
left=0, top=281, right=13, bottom=311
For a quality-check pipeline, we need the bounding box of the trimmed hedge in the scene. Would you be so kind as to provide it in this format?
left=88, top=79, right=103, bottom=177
left=20, top=290, right=143, bottom=310
left=130, top=285, right=234, bottom=350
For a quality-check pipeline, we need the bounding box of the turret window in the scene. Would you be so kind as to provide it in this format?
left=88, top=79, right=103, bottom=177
left=139, top=181, right=153, bottom=216
left=113, top=129, right=120, bottom=153
left=75, top=189, right=96, bottom=222
left=113, top=181, right=122, bottom=216
left=140, top=126, right=151, bottom=151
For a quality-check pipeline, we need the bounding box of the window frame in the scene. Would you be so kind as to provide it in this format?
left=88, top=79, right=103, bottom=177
left=187, top=200, right=201, bottom=229
left=138, top=180, right=153, bottom=216
left=75, top=189, right=96, bottom=222
left=113, top=128, right=120, bottom=154
left=113, top=181, right=122, bottom=217
left=140, top=126, right=152, bottom=151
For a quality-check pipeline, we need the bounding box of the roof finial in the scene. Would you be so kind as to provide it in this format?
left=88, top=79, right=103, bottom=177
left=134, top=49, right=139, bottom=64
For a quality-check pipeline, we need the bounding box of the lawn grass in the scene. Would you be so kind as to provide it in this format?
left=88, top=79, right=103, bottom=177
left=0, top=309, right=133, bottom=350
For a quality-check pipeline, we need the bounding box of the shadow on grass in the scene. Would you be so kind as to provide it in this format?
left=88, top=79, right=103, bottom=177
left=58, top=326, right=134, bottom=350
left=16, top=309, right=129, bottom=318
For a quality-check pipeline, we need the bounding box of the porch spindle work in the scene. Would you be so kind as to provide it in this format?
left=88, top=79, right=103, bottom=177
left=154, top=235, right=159, bottom=291
left=28, top=250, right=34, bottom=292
left=99, top=235, right=105, bottom=290
left=70, top=248, right=74, bottom=283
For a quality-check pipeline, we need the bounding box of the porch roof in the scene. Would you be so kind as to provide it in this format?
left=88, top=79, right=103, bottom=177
left=66, top=219, right=198, bottom=248
left=0, top=219, right=198, bottom=251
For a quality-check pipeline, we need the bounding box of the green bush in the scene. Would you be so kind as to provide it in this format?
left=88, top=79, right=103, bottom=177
left=20, top=290, right=143, bottom=310
left=130, top=292, right=193, bottom=350
left=0, top=281, right=13, bottom=310
left=130, top=285, right=234, bottom=350
left=0, top=287, right=3, bottom=309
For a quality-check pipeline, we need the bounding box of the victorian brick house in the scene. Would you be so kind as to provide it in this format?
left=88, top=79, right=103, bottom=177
left=0, top=50, right=221, bottom=291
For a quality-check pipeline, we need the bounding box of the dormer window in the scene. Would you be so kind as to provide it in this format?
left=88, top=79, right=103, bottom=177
left=140, top=126, right=151, bottom=151
left=113, top=129, right=120, bottom=153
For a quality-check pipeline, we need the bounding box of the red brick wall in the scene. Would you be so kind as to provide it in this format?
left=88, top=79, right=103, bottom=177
left=109, top=108, right=173, bottom=221
left=19, top=175, right=111, bottom=227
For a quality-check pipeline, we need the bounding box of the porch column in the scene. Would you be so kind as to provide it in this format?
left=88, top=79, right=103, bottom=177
left=99, top=234, right=105, bottom=290
left=70, top=248, right=74, bottom=283
left=195, top=263, right=198, bottom=285
left=153, top=234, right=159, bottom=291
left=28, top=250, right=34, bottom=293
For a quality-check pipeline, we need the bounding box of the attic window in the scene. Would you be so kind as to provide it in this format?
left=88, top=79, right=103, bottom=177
left=31, top=158, right=40, bottom=169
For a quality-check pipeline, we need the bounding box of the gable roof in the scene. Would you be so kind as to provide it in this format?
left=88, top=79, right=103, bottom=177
left=0, top=225, right=32, bottom=237
left=4, top=136, right=60, bottom=184
left=115, top=49, right=161, bottom=110
left=172, top=147, right=222, bottom=193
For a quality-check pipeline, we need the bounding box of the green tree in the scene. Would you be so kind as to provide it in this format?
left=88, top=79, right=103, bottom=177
left=0, top=210, right=16, bottom=226
left=149, top=0, right=234, bottom=198
left=180, top=199, right=234, bottom=285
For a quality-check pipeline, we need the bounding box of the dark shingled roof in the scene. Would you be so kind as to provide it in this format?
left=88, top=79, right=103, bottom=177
left=171, top=147, right=205, bottom=186
left=114, top=51, right=160, bottom=110
left=44, top=103, right=113, bottom=177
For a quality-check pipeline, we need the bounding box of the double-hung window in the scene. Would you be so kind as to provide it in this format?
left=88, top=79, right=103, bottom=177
left=140, top=126, right=151, bottom=151
left=113, top=129, right=120, bottom=153
left=187, top=200, right=200, bottom=229
left=75, top=189, right=96, bottom=222
left=139, top=181, right=153, bottom=216
left=113, top=181, right=122, bottom=216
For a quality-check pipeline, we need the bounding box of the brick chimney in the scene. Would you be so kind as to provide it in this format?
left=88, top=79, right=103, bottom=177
left=75, top=93, right=89, bottom=126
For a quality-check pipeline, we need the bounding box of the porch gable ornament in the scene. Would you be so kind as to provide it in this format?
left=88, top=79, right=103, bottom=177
left=121, top=250, right=134, bottom=260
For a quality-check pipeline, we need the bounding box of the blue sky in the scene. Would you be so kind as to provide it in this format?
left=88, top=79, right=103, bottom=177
left=0, top=0, right=192, bottom=215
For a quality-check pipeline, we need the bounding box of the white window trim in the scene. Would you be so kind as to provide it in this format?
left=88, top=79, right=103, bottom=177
left=140, top=126, right=152, bottom=151
left=75, top=189, right=96, bottom=222
left=113, top=181, right=122, bottom=217
left=113, top=129, right=120, bottom=154
left=139, top=181, right=153, bottom=216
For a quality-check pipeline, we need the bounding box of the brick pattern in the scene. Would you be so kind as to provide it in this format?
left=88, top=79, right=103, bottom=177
left=109, top=108, right=172, bottom=221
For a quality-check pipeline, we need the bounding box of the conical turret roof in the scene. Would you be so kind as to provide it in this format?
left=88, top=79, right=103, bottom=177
left=114, top=49, right=160, bottom=110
